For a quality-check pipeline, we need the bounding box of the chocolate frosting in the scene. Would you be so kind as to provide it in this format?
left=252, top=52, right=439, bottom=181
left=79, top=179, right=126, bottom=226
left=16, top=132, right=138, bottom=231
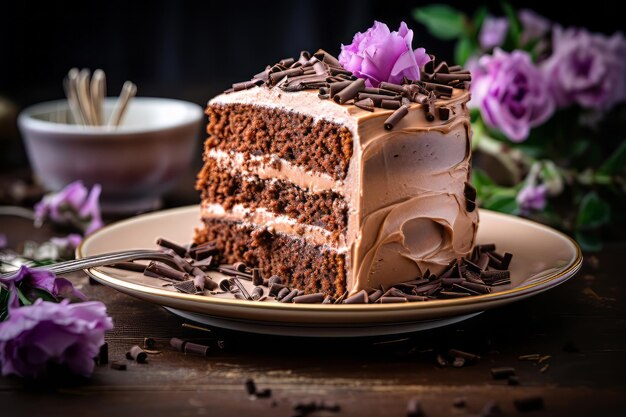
left=208, top=86, right=478, bottom=294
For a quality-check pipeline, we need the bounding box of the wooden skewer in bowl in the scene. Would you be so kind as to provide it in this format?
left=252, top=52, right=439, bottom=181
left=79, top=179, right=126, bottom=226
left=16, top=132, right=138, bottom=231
left=108, top=81, right=137, bottom=127
left=62, top=68, right=136, bottom=128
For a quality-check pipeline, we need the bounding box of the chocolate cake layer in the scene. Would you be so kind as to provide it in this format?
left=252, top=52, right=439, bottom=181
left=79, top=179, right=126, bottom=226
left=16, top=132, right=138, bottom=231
left=196, top=157, right=348, bottom=238
left=194, top=218, right=347, bottom=296
left=206, top=103, right=353, bottom=180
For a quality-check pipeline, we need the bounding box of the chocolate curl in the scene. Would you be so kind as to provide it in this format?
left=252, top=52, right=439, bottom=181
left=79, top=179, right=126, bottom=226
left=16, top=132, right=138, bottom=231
left=343, top=289, right=369, bottom=304
left=193, top=275, right=205, bottom=291
left=276, top=287, right=291, bottom=301
left=383, top=105, right=409, bottom=130
left=448, top=65, right=462, bottom=72
left=354, top=98, right=375, bottom=112
left=313, top=61, right=327, bottom=75
left=381, top=99, right=401, bottom=110
left=329, top=67, right=353, bottom=77
left=464, top=182, right=477, bottom=212
left=423, top=58, right=435, bottom=74
left=269, top=67, right=305, bottom=84
left=422, top=81, right=453, bottom=98
left=145, top=261, right=189, bottom=281
left=279, top=57, right=295, bottom=67
left=378, top=82, right=408, bottom=96
left=251, top=286, right=263, bottom=301
left=368, top=289, right=383, bottom=303
left=110, top=262, right=146, bottom=273
left=156, top=238, right=187, bottom=257
left=333, top=78, right=365, bottom=104
left=329, top=80, right=352, bottom=97
left=297, top=50, right=311, bottom=65
left=292, top=293, right=325, bottom=304
left=379, top=296, right=408, bottom=303
left=357, top=92, right=401, bottom=106
left=313, top=49, right=342, bottom=68
left=433, top=61, right=449, bottom=74
left=252, top=66, right=271, bottom=82
left=279, top=289, right=299, bottom=303
left=232, top=80, right=263, bottom=91
left=434, top=73, right=471, bottom=83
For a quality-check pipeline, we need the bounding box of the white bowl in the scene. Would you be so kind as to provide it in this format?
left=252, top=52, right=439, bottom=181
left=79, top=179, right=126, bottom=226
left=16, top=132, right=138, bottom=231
left=18, top=97, right=204, bottom=214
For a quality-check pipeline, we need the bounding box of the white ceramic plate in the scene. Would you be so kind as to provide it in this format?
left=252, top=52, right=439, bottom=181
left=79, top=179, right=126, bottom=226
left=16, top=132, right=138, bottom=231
left=79, top=206, right=582, bottom=337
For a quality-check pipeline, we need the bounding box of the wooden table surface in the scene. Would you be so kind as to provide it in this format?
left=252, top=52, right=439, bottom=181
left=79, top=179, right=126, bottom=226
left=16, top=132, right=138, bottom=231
left=1, top=211, right=625, bottom=417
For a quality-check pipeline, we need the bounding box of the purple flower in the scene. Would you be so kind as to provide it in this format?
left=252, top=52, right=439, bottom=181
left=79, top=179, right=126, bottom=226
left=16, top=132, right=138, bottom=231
left=0, top=299, right=112, bottom=378
left=470, top=49, right=555, bottom=141
left=50, top=233, right=83, bottom=253
left=339, top=21, right=431, bottom=87
left=517, top=184, right=548, bottom=214
left=479, top=16, right=509, bottom=50
left=0, top=265, right=86, bottom=301
left=542, top=26, right=626, bottom=111
left=518, top=9, right=551, bottom=45
left=34, top=181, right=103, bottom=235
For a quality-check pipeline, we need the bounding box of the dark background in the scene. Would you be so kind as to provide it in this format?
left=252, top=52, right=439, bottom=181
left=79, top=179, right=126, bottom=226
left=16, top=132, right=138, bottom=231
left=0, top=0, right=621, bottom=175
left=0, top=0, right=620, bottom=108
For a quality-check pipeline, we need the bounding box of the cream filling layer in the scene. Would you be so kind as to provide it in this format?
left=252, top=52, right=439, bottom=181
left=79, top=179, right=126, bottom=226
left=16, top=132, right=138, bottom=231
left=201, top=203, right=347, bottom=253
left=206, top=149, right=343, bottom=193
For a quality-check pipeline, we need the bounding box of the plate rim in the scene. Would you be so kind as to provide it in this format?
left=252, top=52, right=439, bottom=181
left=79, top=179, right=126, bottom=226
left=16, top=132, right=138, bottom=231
left=78, top=205, right=582, bottom=313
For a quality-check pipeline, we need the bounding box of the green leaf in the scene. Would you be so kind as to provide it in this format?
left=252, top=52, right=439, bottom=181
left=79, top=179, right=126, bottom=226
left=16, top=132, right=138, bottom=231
left=454, top=36, right=474, bottom=66
left=26, top=287, right=58, bottom=303
left=15, top=287, right=32, bottom=306
left=0, top=288, right=9, bottom=322
left=472, top=6, right=488, bottom=36
left=575, top=231, right=602, bottom=252
left=576, top=191, right=611, bottom=229
left=413, top=5, right=466, bottom=40
left=570, top=139, right=590, bottom=158
left=598, top=141, right=626, bottom=175
left=501, top=1, right=521, bottom=46
left=471, top=169, right=495, bottom=196
left=484, top=194, right=519, bottom=214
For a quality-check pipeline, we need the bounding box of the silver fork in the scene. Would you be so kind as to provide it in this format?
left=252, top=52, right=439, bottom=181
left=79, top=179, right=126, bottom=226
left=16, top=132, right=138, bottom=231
left=0, top=249, right=177, bottom=279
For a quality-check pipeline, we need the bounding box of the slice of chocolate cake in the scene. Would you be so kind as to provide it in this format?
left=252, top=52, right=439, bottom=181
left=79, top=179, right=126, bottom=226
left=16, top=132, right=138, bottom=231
left=195, top=48, right=478, bottom=297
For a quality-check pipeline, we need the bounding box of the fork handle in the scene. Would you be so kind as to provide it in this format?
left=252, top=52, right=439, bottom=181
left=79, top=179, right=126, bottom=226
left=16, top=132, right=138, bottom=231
left=0, top=250, right=175, bottom=280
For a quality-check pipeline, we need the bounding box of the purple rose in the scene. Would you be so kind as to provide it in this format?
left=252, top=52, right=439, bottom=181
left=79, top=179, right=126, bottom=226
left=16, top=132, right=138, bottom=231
left=479, top=16, right=509, bottom=50
left=0, top=265, right=86, bottom=301
left=339, top=21, right=431, bottom=87
left=542, top=26, right=626, bottom=110
left=0, top=299, right=112, bottom=378
left=470, top=49, right=555, bottom=141
left=516, top=184, right=548, bottom=215
left=518, top=9, right=551, bottom=45
left=34, top=181, right=103, bottom=235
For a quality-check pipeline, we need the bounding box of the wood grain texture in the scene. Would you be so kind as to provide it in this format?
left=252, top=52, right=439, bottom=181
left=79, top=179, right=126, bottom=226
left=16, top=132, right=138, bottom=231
left=2, top=212, right=625, bottom=416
